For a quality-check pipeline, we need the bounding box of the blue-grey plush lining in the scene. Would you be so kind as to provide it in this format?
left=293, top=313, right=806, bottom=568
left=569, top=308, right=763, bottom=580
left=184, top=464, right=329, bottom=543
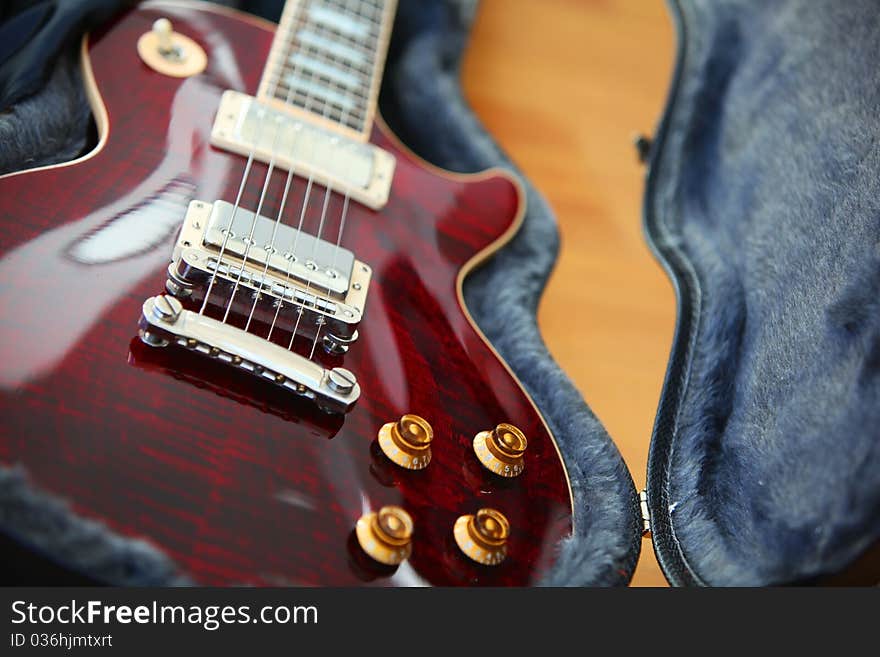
left=378, top=0, right=642, bottom=588
left=0, top=45, right=92, bottom=175
left=646, top=0, right=880, bottom=585
left=0, top=0, right=642, bottom=586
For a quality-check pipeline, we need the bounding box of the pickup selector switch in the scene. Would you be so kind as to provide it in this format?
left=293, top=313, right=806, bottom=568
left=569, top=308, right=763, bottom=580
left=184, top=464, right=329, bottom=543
left=378, top=414, right=433, bottom=470
left=137, top=17, right=207, bottom=78
left=473, top=423, right=527, bottom=477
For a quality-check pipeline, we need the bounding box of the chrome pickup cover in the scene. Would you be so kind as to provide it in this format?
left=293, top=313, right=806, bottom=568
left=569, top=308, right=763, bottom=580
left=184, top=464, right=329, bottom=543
left=168, top=200, right=370, bottom=348
left=201, top=200, right=354, bottom=297
left=211, top=90, right=395, bottom=210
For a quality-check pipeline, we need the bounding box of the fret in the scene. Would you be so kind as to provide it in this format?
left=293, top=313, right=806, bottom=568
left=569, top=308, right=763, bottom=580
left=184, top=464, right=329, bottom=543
left=272, top=50, right=372, bottom=94
left=272, top=66, right=370, bottom=112
left=296, top=30, right=371, bottom=68
left=276, top=73, right=370, bottom=106
left=308, top=4, right=372, bottom=40
left=289, top=53, right=364, bottom=89
left=296, top=29, right=369, bottom=66
left=257, top=0, right=397, bottom=140
left=282, top=77, right=360, bottom=113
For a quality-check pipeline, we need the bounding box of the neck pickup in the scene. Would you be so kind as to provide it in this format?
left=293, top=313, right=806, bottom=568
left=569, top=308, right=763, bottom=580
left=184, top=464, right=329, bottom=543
left=211, top=91, right=395, bottom=210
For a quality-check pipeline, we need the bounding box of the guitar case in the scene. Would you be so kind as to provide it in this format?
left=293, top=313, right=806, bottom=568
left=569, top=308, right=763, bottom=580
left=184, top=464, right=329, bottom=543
left=1, top=0, right=877, bottom=586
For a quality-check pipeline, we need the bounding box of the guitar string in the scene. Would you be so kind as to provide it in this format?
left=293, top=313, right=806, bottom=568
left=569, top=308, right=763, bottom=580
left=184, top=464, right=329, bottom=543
left=220, top=116, right=286, bottom=324
left=306, top=152, right=355, bottom=359
left=266, top=66, right=356, bottom=346
left=247, top=45, right=339, bottom=336
left=220, top=4, right=324, bottom=325
left=197, top=120, right=266, bottom=316
left=197, top=0, right=311, bottom=316
left=261, top=24, right=348, bottom=341
left=290, top=20, right=381, bottom=356
left=219, top=2, right=363, bottom=334
left=199, top=0, right=348, bottom=322
left=242, top=126, right=302, bottom=334
left=264, top=115, right=356, bottom=342
left=286, top=1, right=385, bottom=354
left=286, top=119, right=348, bottom=352
left=264, top=166, right=306, bottom=341
left=303, top=0, right=386, bottom=358
left=210, top=0, right=382, bottom=362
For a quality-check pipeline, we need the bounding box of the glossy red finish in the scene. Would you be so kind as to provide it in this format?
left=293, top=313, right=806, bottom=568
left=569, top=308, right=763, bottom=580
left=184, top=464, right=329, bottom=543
left=0, top=2, right=572, bottom=585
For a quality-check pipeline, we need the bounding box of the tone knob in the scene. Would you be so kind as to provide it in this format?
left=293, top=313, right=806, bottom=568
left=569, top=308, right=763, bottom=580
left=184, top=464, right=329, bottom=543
left=378, top=414, right=433, bottom=470
left=454, top=508, right=510, bottom=565
left=355, top=506, right=414, bottom=565
left=473, top=423, right=527, bottom=477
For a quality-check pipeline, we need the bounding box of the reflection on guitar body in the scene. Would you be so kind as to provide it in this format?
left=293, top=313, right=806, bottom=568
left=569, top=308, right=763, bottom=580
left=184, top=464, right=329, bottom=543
left=0, top=0, right=572, bottom=586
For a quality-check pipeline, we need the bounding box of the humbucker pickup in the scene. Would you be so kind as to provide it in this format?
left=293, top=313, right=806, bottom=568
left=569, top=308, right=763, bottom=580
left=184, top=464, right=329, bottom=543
left=211, top=90, right=395, bottom=210
left=166, top=200, right=371, bottom=354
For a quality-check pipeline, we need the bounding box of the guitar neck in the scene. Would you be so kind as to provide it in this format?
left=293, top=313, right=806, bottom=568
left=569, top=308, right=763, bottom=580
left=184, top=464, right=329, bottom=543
left=257, top=0, right=398, bottom=141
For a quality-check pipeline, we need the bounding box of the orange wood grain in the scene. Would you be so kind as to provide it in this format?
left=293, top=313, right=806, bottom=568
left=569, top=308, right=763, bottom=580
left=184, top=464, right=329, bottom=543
left=461, top=0, right=676, bottom=586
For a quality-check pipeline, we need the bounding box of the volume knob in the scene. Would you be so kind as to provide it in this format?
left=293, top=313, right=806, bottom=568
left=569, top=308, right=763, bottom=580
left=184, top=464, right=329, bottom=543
left=378, top=414, right=433, bottom=470
left=473, top=423, right=527, bottom=477
left=355, top=506, right=414, bottom=565
left=454, top=508, right=510, bottom=565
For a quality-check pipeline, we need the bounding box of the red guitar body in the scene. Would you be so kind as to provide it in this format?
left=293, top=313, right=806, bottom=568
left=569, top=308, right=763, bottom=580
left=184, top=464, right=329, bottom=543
left=0, top=2, right=572, bottom=585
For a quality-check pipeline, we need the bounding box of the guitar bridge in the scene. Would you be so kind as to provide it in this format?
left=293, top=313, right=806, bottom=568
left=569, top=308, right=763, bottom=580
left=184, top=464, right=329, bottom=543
left=166, top=200, right=371, bottom=354
left=139, top=295, right=359, bottom=414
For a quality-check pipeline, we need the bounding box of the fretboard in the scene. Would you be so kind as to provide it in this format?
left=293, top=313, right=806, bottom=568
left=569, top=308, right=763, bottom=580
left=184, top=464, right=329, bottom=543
left=257, top=0, right=397, bottom=140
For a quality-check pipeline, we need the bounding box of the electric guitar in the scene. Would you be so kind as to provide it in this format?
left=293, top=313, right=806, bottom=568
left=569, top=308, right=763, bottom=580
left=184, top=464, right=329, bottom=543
left=0, top=0, right=572, bottom=585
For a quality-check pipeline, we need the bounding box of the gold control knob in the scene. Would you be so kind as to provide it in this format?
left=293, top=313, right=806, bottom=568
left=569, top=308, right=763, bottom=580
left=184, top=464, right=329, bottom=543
left=473, top=423, right=527, bottom=477
left=355, top=506, right=414, bottom=565
left=454, top=508, right=510, bottom=565
left=378, top=414, right=433, bottom=470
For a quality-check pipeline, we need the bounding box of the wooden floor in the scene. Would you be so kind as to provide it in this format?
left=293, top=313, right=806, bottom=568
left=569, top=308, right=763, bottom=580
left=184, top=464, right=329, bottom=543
left=461, top=0, right=676, bottom=586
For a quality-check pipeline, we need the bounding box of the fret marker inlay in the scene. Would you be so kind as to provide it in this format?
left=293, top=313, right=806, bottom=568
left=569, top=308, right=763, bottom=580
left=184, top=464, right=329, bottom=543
left=308, top=5, right=371, bottom=40
left=285, top=75, right=358, bottom=112
left=297, top=30, right=368, bottom=66
left=290, top=53, right=362, bottom=89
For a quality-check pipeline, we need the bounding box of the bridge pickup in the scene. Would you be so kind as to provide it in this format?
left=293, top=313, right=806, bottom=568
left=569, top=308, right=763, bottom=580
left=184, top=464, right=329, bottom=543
left=139, top=295, right=359, bottom=413
left=211, top=90, right=395, bottom=210
left=199, top=199, right=355, bottom=297
left=168, top=200, right=370, bottom=353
